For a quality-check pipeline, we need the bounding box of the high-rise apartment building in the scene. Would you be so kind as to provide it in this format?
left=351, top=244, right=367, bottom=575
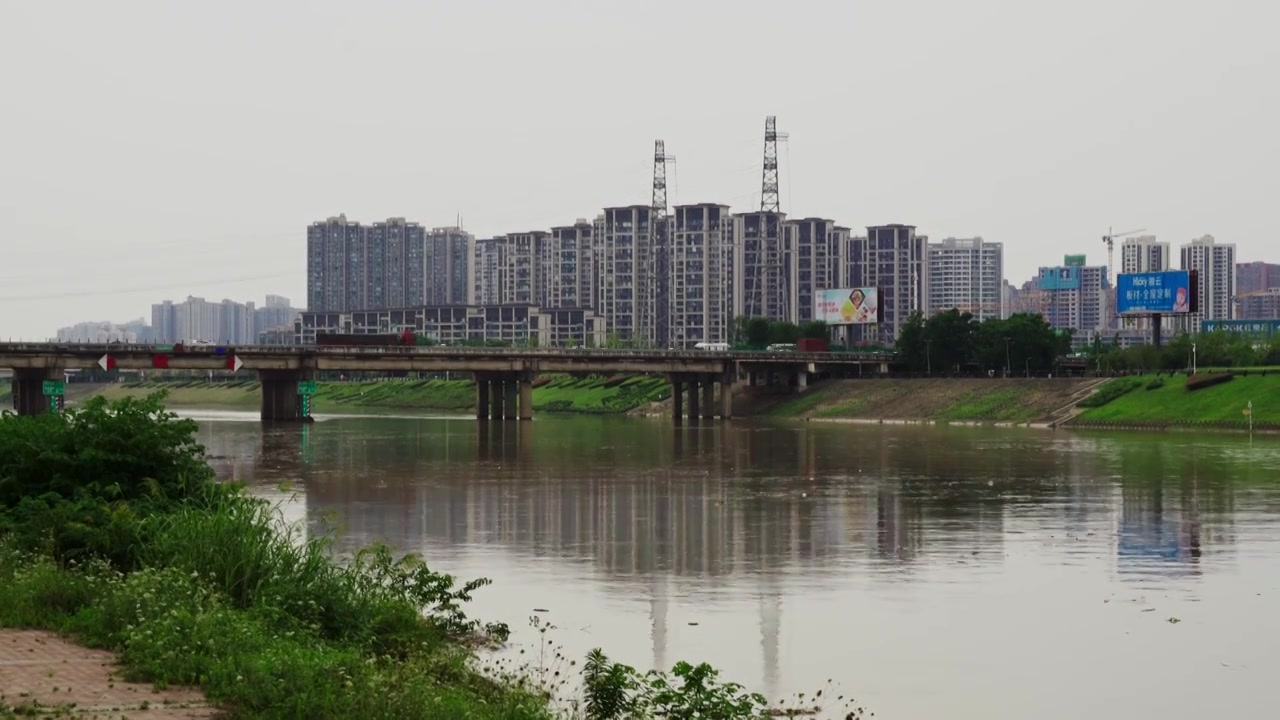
left=1236, top=261, right=1280, bottom=296
left=1180, top=235, right=1236, bottom=331
left=1036, top=260, right=1109, bottom=343
left=669, top=203, right=733, bottom=347
left=425, top=227, right=473, bottom=305
left=731, top=211, right=793, bottom=323
left=789, top=218, right=842, bottom=323
left=254, top=295, right=301, bottom=341
left=501, top=232, right=550, bottom=306
left=306, top=214, right=365, bottom=312
left=1120, top=235, right=1171, bottom=274
left=848, top=224, right=929, bottom=344
left=597, top=205, right=657, bottom=345
left=1239, top=289, right=1280, bottom=320
left=927, top=237, right=1003, bottom=320
left=549, top=221, right=595, bottom=309
left=470, top=237, right=505, bottom=306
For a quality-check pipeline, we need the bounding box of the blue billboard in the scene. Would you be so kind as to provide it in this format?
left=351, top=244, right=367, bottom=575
left=1116, top=270, right=1192, bottom=315
left=1038, top=266, right=1080, bottom=290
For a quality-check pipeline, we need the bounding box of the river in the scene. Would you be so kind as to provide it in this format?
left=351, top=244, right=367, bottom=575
left=190, top=409, right=1280, bottom=720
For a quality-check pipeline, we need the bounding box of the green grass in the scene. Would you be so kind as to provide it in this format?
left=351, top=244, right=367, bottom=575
left=88, top=376, right=670, bottom=415
left=1074, top=373, right=1280, bottom=427
left=934, top=389, right=1036, bottom=423
left=766, top=388, right=834, bottom=417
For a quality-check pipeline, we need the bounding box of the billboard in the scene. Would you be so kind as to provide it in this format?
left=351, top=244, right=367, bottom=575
left=815, top=287, right=881, bottom=325
left=1116, top=270, right=1192, bottom=315
left=1038, top=266, right=1080, bottom=290
left=1063, top=254, right=1087, bottom=267
left=1202, top=319, right=1280, bottom=336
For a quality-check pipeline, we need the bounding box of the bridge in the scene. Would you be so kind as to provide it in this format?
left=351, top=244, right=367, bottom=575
left=0, top=343, right=896, bottom=422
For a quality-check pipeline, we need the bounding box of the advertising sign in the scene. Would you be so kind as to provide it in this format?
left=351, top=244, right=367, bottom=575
left=815, top=288, right=881, bottom=325
left=1063, top=254, right=1087, bottom=267
left=1116, top=270, right=1192, bottom=315
left=1202, top=319, right=1280, bottom=336
left=1038, top=266, right=1080, bottom=291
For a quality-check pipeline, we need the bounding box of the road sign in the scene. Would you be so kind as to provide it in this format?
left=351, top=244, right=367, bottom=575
left=42, top=380, right=65, bottom=396
left=297, top=380, right=318, bottom=396
left=97, top=354, right=117, bottom=371
left=227, top=355, right=244, bottom=372
left=300, top=395, right=311, bottom=417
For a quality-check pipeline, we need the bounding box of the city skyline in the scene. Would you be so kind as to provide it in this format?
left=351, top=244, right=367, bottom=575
left=3, top=1, right=1277, bottom=340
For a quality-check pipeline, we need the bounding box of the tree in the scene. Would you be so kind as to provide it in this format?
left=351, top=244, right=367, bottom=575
left=895, top=310, right=927, bottom=371
left=923, top=309, right=979, bottom=373
left=743, top=318, right=771, bottom=348
left=797, top=321, right=830, bottom=341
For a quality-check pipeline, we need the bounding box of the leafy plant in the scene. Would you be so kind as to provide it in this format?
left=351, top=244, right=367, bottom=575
left=1186, top=373, right=1234, bottom=391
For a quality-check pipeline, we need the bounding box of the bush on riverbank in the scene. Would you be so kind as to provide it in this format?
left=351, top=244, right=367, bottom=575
left=1078, top=377, right=1143, bottom=408
left=1, top=393, right=815, bottom=719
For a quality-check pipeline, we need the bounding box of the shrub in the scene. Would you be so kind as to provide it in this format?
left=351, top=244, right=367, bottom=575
left=1145, top=377, right=1165, bottom=390
left=1186, top=373, right=1234, bottom=391
left=1079, top=377, right=1143, bottom=408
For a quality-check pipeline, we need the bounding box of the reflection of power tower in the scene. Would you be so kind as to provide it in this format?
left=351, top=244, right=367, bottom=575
left=759, top=587, right=782, bottom=700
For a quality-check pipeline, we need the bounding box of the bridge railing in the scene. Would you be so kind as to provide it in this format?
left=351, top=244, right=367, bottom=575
left=0, top=342, right=895, bottom=363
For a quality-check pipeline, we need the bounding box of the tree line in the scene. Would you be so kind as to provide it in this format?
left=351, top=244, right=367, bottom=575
left=1086, top=330, right=1280, bottom=373
left=895, top=310, right=1072, bottom=375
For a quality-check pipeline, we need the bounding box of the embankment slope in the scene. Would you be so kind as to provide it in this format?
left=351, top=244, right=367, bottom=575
left=765, top=377, right=1103, bottom=424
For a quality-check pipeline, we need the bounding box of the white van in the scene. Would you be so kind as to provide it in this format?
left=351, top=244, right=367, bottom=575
left=693, top=342, right=730, bottom=351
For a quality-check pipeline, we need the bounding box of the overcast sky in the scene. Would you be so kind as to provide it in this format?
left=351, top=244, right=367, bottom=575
left=2, top=0, right=1277, bottom=339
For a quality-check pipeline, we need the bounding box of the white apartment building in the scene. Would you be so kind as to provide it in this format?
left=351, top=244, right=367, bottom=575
left=927, top=237, right=1004, bottom=320
left=548, top=221, right=595, bottom=309
left=1120, top=235, right=1171, bottom=274
left=669, top=203, right=733, bottom=347
left=425, top=226, right=472, bottom=306
left=1180, top=234, right=1236, bottom=332
left=470, top=237, right=505, bottom=306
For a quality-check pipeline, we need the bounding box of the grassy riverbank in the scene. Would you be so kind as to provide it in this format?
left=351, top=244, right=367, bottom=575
left=72, top=375, right=671, bottom=415
left=1, top=395, right=837, bottom=719
left=764, top=378, right=1101, bottom=425
left=1069, top=373, right=1280, bottom=430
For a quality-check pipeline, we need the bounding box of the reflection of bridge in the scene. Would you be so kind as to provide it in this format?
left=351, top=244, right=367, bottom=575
left=1, top=342, right=895, bottom=422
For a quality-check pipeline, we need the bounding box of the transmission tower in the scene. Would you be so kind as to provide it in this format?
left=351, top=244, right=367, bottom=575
left=652, top=140, right=676, bottom=347
left=760, top=117, right=780, bottom=212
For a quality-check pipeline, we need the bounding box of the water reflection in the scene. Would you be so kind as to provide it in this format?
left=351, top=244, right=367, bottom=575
left=191, top=413, right=1280, bottom=719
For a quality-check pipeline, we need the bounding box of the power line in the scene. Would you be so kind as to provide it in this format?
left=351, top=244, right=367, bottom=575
left=0, top=272, right=295, bottom=303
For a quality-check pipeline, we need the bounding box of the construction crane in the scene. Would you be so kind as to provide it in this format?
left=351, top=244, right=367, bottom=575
left=1102, top=227, right=1147, bottom=283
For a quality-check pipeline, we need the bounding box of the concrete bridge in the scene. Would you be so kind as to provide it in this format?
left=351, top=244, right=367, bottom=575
left=0, top=343, right=896, bottom=422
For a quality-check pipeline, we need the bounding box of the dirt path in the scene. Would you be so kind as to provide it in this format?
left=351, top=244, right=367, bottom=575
left=0, top=629, right=218, bottom=718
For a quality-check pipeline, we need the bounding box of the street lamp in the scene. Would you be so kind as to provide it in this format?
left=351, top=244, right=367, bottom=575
left=1192, top=342, right=1197, bottom=375
left=1003, top=336, right=1011, bottom=378
left=925, top=339, right=932, bottom=375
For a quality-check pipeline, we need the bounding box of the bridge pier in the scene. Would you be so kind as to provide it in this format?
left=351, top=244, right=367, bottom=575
left=670, top=375, right=684, bottom=424
left=491, top=377, right=506, bottom=419
left=503, top=379, right=518, bottom=420
left=475, top=378, right=490, bottom=420
left=687, top=377, right=701, bottom=420
left=700, top=375, right=716, bottom=420
left=518, top=374, right=533, bottom=421
left=10, top=368, right=60, bottom=416
left=259, top=369, right=315, bottom=422
left=720, top=373, right=734, bottom=419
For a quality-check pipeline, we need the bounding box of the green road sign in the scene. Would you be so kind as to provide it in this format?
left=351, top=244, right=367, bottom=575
left=42, top=380, right=65, bottom=396
left=297, top=380, right=318, bottom=396
left=300, top=395, right=311, bottom=418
